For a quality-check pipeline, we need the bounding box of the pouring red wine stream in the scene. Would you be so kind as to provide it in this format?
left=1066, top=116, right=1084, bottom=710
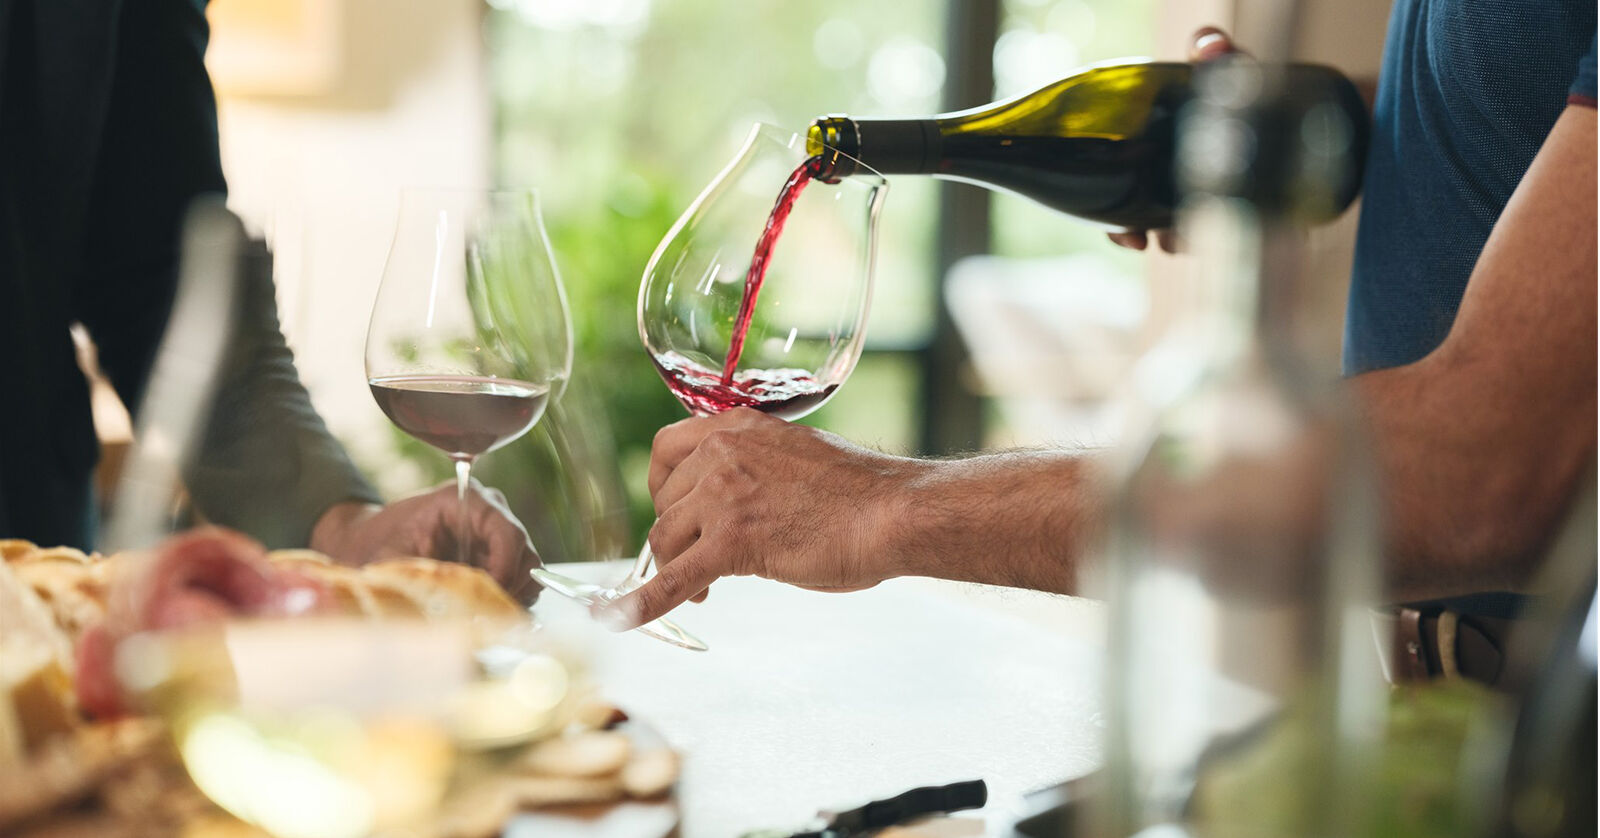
left=719, top=155, right=827, bottom=386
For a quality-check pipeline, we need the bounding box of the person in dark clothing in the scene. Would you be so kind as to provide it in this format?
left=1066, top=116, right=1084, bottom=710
left=0, top=0, right=539, bottom=599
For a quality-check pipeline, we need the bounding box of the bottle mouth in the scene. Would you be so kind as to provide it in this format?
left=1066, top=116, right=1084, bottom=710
left=806, top=116, right=864, bottom=181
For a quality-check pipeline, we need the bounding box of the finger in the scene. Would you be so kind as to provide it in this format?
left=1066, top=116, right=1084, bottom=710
left=436, top=482, right=535, bottom=581
left=1108, top=231, right=1149, bottom=250
left=795, top=581, right=880, bottom=593
left=647, top=409, right=773, bottom=496
left=646, top=503, right=701, bottom=565
left=463, top=479, right=515, bottom=518
left=1155, top=228, right=1181, bottom=254
left=648, top=416, right=718, bottom=497
left=406, top=494, right=457, bottom=562
left=596, top=543, right=725, bottom=630
left=479, top=504, right=535, bottom=586
left=689, top=587, right=709, bottom=604
left=651, top=442, right=723, bottom=516
left=1190, top=27, right=1237, bottom=62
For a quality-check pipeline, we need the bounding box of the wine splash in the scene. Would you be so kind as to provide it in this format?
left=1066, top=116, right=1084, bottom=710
left=720, top=155, right=827, bottom=385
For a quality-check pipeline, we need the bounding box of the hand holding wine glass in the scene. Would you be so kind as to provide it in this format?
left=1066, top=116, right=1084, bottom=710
left=309, top=480, right=539, bottom=601
left=531, top=123, right=887, bottom=649
left=364, top=189, right=571, bottom=596
left=605, top=406, right=933, bottom=627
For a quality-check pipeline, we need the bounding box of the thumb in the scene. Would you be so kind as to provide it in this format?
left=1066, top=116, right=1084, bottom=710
left=594, top=546, right=719, bottom=631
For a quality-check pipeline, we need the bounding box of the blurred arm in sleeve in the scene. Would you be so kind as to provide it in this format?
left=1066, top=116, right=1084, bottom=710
left=73, top=0, right=380, bottom=548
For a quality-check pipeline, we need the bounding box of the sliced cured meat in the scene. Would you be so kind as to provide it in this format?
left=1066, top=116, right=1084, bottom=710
left=76, top=528, right=334, bottom=718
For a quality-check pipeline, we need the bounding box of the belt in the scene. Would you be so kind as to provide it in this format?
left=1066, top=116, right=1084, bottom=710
left=1370, top=595, right=1529, bottom=686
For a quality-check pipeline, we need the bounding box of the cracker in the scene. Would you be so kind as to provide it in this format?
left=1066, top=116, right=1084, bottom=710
left=519, top=731, right=631, bottom=778
left=620, top=749, right=681, bottom=799
left=504, top=774, right=623, bottom=808
left=429, top=784, right=517, bottom=838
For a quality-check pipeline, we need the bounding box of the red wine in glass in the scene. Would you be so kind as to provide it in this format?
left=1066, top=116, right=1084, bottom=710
left=719, top=155, right=827, bottom=385
left=368, top=375, right=550, bottom=457
left=653, top=351, right=838, bottom=421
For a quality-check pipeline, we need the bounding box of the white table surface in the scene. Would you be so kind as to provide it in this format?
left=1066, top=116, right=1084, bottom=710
left=531, top=561, right=1110, bottom=838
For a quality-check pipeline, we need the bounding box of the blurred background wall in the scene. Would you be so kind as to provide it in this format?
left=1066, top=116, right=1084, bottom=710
left=198, top=0, right=1392, bottom=562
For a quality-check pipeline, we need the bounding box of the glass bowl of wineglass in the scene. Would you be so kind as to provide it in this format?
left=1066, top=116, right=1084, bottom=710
left=117, top=618, right=589, bottom=838
left=532, top=123, right=887, bottom=650
left=366, top=189, right=572, bottom=590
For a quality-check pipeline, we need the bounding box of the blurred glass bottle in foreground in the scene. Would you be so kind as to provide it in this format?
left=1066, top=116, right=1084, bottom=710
left=1467, top=472, right=1597, bottom=838
left=806, top=58, right=1367, bottom=230
left=1091, top=56, right=1385, bottom=838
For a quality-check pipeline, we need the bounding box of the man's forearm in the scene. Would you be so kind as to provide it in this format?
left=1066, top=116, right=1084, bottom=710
left=884, top=450, right=1102, bottom=594
left=1354, top=349, right=1594, bottom=600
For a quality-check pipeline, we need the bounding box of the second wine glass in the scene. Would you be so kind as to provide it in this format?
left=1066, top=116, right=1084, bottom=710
left=532, top=123, right=887, bottom=650
left=366, top=189, right=572, bottom=588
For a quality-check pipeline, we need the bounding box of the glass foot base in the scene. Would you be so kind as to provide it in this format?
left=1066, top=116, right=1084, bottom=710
left=530, top=567, right=709, bottom=652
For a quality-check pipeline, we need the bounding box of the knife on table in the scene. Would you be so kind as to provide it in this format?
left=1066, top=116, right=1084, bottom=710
left=743, top=779, right=988, bottom=838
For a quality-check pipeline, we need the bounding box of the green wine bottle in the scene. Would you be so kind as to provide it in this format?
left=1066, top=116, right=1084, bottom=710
left=807, top=58, right=1368, bottom=229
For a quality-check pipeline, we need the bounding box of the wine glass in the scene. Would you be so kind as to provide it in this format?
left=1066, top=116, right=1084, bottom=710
left=532, top=123, right=888, bottom=650
left=119, top=618, right=587, bottom=838
left=366, top=189, right=572, bottom=580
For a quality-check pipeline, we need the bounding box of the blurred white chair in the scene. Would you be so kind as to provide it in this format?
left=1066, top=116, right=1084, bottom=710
left=945, top=252, right=1147, bottom=450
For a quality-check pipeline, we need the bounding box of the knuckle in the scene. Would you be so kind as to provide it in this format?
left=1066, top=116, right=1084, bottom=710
left=655, top=503, right=687, bottom=534
left=646, top=526, right=673, bottom=559
left=648, top=465, right=669, bottom=496
left=704, top=466, right=737, bottom=491
left=647, top=567, right=690, bottom=610
left=632, top=585, right=664, bottom=620
left=651, top=424, right=674, bottom=456
left=649, top=507, right=695, bottom=556
left=701, top=428, right=738, bottom=456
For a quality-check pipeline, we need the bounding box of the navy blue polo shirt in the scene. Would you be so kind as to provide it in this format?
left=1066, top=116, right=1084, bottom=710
left=1344, top=0, right=1597, bottom=374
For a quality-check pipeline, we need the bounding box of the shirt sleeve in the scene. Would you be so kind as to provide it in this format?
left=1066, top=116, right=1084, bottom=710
left=1570, top=34, right=1596, bottom=108
left=184, top=238, right=383, bottom=548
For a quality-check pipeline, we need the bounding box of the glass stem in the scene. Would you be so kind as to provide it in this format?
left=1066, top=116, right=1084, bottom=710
left=453, top=456, right=474, bottom=564
left=621, top=538, right=657, bottom=591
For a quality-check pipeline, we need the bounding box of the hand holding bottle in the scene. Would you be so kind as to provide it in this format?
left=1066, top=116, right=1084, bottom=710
left=809, top=26, right=1361, bottom=235
left=1107, top=27, right=1240, bottom=254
